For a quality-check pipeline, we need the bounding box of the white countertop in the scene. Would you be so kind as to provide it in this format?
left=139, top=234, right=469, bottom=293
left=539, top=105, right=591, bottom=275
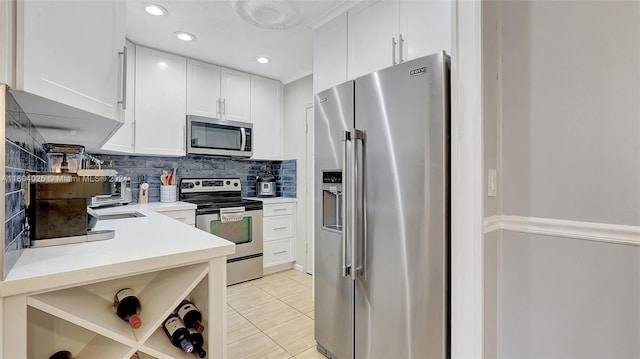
left=1, top=202, right=234, bottom=297
left=245, top=197, right=297, bottom=204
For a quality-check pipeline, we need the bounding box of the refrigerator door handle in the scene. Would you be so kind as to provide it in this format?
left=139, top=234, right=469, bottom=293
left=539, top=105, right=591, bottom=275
left=350, top=129, right=364, bottom=281
left=342, top=130, right=351, bottom=278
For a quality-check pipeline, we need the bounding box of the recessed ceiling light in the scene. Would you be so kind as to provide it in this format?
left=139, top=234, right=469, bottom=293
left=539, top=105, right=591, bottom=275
left=257, top=57, right=270, bottom=64
left=175, top=31, right=196, bottom=42
left=144, top=4, right=167, bottom=16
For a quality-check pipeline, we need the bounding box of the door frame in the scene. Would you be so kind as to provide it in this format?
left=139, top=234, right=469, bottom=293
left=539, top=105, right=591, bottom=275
left=305, top=104, right=314, bottom=275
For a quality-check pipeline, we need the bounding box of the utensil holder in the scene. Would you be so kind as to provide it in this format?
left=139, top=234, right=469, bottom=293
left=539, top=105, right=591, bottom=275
left=160, top=185, right=177, bottom=203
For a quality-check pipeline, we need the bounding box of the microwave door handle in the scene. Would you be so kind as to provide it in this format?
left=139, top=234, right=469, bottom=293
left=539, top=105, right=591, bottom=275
left=240, top=128, right=247, bottom=151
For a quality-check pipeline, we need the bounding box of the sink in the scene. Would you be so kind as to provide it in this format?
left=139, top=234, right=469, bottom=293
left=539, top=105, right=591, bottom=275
left=98, top=211, right=146, bottom=220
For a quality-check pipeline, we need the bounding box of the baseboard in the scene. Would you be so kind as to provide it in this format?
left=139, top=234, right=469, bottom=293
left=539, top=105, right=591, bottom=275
left=484, top=215, right=640, bottom=246
left=294, top=264, right=304, bottom=272
left=263, top=262, right=294, bottom=275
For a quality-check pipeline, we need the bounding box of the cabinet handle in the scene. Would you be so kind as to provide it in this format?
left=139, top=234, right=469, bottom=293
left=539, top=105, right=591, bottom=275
left=399, top=34, right=405, bottom=63
left=118, top=46, right=127, bottom=110
left=274, top=250, right=287, bottom=255
left=273, top=208, right=287, bottom=212
left=216, top=98, right=221, bottom=117
left=222, top=99, right=226, bottom=116
left=392, top=37, right=397, bottom=65
left=273, top=226, right=287, bottom=230
left=182, top=125, right=186, bottom=151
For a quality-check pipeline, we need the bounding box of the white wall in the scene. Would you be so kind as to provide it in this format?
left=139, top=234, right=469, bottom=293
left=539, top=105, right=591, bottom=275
left=0, top=0, right=15, bottom=87
left=282, top=75, right=313, bottom=272
left=487, top=1, right=640, bottom=356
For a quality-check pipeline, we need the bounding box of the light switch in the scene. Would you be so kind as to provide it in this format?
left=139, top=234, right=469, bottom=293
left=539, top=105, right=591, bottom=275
left=488, top=169, right=497, bottom=197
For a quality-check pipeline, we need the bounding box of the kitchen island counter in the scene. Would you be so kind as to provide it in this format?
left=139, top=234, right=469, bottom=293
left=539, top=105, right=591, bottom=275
left=1, top=201, right=234, bottom=359
left=2, top=201, right=234, bottom=296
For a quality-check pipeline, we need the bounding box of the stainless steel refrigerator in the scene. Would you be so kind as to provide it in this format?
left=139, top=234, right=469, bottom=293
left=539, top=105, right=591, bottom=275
left=314, top=52, right=450, bottom=359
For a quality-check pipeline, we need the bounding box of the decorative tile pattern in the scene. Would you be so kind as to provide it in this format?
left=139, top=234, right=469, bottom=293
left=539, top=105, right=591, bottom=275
left=4, top=90, right=46, bottom=277
left=93, top=154, right=297, bottom=202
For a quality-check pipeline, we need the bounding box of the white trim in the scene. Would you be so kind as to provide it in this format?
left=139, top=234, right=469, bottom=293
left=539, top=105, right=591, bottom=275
left=309, top=0, right=362, bottom=30
left=263, top=262, right=294, bottom=275
left=484, top=215, right=640, bottom=246
left=281, top=69, right=312, bottom=85
left=293, top=263, right=304, bottom=272
left=451, top=0, right=484, bottom=357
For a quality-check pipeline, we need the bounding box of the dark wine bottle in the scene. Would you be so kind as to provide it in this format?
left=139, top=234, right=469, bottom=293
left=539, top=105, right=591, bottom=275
left=176, top=299, right=205, bottom=333
left=48, top=350, right=72, bottom=359
left=188, top=327, right=207, bottom=358
left=113, top=288, right=142, bottom=329
left=163, top=314, right=194, bottom=353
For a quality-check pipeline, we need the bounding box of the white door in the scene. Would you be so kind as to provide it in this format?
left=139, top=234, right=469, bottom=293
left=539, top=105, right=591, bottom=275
left=221, top=68, right=251, bottom=122
left=313, top=13, right=348, bottom=94
left=347, top=0, right=398, bottom=79
left=400, top=0, right=452, bottom=61
left=186, top=59, right=222, bottom=118
left=17, top=0, right=125, bottom=121
left=101, top=40, right=135, bottom=153
left=305, top=105, right=314, bottom=275
left=134, top=46, right=186, bottom=156
left=250, top=75, right=282, bottom=160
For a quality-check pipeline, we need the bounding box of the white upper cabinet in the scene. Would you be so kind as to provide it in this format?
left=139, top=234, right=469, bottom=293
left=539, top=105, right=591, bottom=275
left=400, top=0, right=451, bottom=61
left=186, top=60, right=222, bottom=118
left=315, top=0, right=452, bottom=93
left=313, top=13, right=348, bottom=94
left=101, top=40, right=135, bottom=153
left=348, top=0, right=398, bottom=79
left=250, top=75, right=283, bottom=160
left=221, top=68, right=251, bottom=122
left=134, top=46, right=186, bottom=156
left=16, top=0, right=125, bottom=122
left=187, top=60, right=251, bottom=123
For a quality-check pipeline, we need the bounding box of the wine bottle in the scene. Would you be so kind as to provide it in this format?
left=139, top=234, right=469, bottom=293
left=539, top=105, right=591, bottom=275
left=188, top=327, right=207, bottom=358
left=176, top=299, right=205, bottom=333
left=48, top=350, right=72, bottom=359
left=113, top=288, right=142, bottom=329
left=163, top=314, right=194, bottom=353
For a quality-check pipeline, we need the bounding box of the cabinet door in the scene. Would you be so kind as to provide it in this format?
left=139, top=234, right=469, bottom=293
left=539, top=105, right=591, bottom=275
left=250, top=76, right=282, bottom=160
left=134, top=46, right=186, bottom=156
left=186, top=59, right=222, bottom=118
left=348, top=0, right=399, bottom=79
left=313, top=13, right=348, bottom=94
left=400, top=0, right=452, bottom=61
left=101, top=40, right=135, bottom=153
left=220, top=68, right=251, bottom=122
left=17, top=0, right=125, bottom=121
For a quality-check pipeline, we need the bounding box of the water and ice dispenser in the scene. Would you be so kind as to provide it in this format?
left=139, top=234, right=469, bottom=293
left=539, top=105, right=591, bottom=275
left=321, top=170, right=343, bottom=232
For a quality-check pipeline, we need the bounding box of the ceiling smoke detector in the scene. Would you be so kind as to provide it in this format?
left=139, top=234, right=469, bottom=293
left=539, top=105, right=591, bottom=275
left=230, top=0, right=303, bottom=30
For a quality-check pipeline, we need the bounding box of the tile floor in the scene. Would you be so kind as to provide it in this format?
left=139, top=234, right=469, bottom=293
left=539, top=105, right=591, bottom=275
left=227, top=270, right=326, bottom=359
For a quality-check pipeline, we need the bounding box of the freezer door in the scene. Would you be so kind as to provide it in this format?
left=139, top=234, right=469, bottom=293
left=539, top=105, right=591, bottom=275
left=314, top=81, right=355, bottom=359
left=353, top=53, right=450, bottom=358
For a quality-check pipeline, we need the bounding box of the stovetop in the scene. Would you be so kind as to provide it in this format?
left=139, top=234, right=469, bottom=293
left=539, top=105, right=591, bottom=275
left=179, top=178, right=263, bottom=213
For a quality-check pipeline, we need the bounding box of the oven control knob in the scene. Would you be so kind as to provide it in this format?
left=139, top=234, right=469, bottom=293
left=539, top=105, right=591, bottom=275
left=195, top=181, right=200, bottom=186
left=226, top=180, right=231, bottom=185
left=234, top=182, right=239, bottom=187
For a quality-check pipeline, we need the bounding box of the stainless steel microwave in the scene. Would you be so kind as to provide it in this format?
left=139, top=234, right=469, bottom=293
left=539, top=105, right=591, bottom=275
left=186, top=115, right=253, bottom=158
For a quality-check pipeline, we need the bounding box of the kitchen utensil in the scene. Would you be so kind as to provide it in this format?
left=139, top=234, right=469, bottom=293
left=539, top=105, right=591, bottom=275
left=172, top=167, right=177, bottom=185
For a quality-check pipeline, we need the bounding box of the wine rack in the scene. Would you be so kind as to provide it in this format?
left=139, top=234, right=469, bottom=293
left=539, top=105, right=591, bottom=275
left=21, top=260, right=225, bottom=359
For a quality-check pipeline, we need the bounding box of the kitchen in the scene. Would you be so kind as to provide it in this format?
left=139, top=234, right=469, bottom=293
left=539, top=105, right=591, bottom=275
left=1, top=0, right=640, bottom=359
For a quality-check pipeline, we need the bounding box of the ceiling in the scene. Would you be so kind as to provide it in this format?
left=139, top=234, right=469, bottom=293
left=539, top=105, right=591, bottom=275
left=125, top=0, right=354, bottom=84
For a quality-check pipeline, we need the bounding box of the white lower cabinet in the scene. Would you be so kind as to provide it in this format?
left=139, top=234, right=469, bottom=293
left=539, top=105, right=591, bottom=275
left=8, top=259, right=227, bottom=359
left=262, top=200, right=296, bottom=272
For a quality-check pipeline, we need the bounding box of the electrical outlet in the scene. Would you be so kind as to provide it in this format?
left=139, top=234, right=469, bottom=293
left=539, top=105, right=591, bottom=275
left=488, top=169, right=497, bottom=197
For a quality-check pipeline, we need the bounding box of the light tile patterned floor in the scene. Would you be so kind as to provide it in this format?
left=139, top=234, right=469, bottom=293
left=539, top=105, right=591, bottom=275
left=227, top=270, right=326, bottom=359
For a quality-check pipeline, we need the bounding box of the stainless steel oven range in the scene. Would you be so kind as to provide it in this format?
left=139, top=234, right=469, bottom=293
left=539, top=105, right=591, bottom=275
left=179, top=178, right=263, bottom=285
